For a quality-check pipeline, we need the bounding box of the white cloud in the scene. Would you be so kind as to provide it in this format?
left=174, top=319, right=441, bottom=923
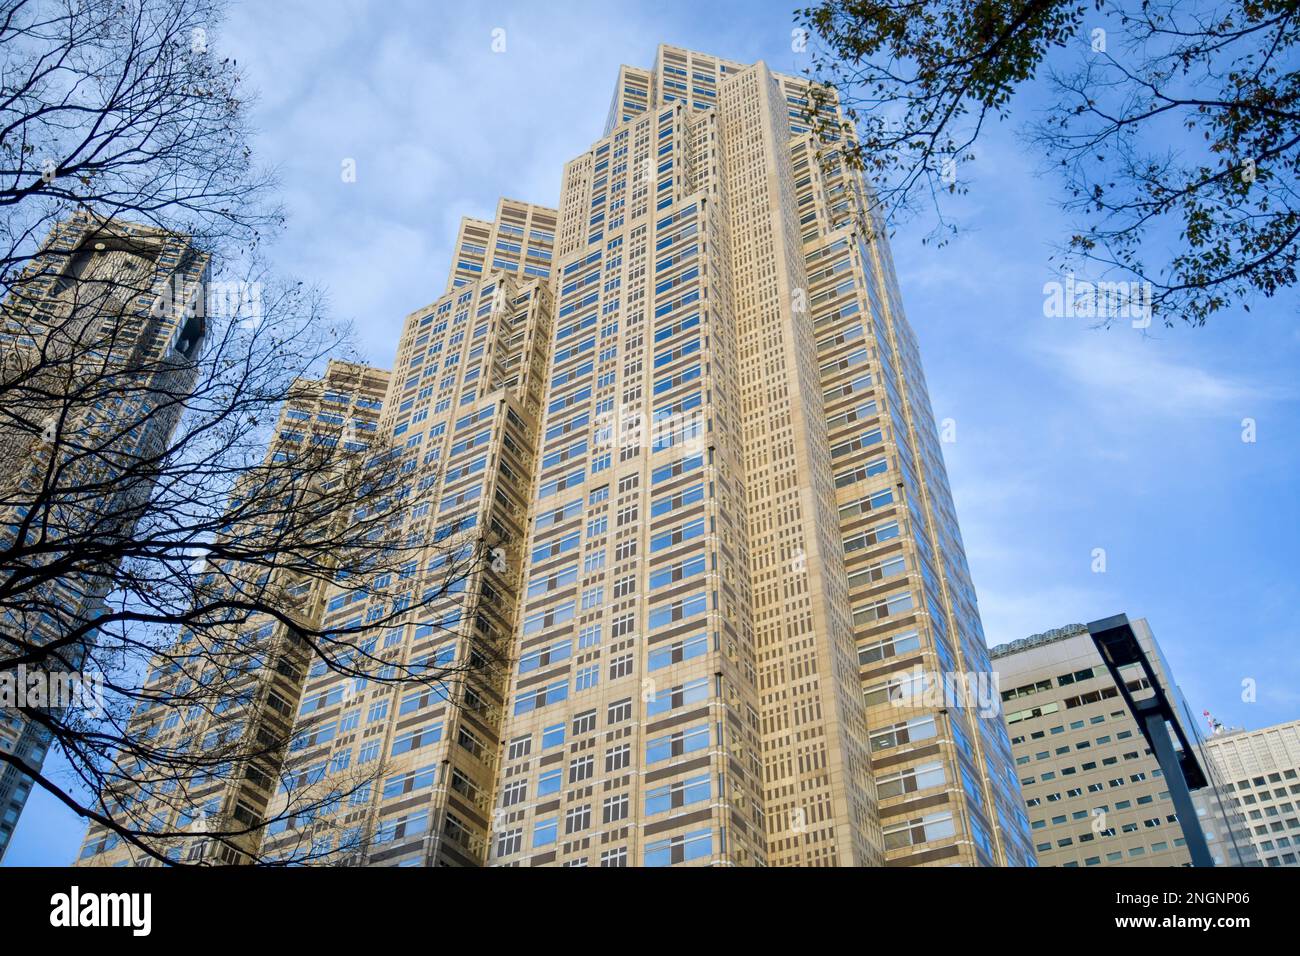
left=1034, top=334, right=1281, bottom=419
left=218, top=0, right=668, bottom=367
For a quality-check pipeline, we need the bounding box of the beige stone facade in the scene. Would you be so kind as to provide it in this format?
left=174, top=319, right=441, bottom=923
left=489, top=45, right=1033, bottom=868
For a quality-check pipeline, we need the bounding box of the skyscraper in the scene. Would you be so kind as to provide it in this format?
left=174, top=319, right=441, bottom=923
left=256, top=199, right=560, bottom=866
left=78, top=198, right=557, bottom=867
left=489, top=44, right=1034, bottom=867
left=0, top=214, right=210, bottom=862
left=76, top=359, right=390, bottom=866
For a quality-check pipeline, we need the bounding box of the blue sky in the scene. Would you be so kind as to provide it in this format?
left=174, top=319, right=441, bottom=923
left=8, top=0, right=1298, bottom=864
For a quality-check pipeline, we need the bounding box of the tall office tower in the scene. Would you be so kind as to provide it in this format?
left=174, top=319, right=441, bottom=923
left=257, top=205, right=557, bottom=867
left=75, top=360, right=390, bottom=866
left=72, top=202, right=555, bottom=868
left=989, top=619, right=1225, bottom=867
left=489, top=45, right=1033, bottom=867
left=1200, top=719, right=1300, bottom=867
left=0, top=214, right=209, bottom=862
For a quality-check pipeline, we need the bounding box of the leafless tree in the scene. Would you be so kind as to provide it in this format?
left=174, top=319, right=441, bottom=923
left=0, top=0, right=509, bottom=865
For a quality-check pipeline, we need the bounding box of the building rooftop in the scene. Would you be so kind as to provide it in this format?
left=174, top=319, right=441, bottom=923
left=988, top=623, right=1089, bottom=660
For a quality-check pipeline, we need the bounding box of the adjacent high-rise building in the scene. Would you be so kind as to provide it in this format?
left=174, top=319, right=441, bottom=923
left=988, top=619, right=1240, bottom=867
left=78, top=198, right=558, bottom=867
left=1200, top=719, right=1300, bottom=867
left=76, top=359, right=391, bottom=866
left=62, top=45, right=1037, bottom=868
left=1192, top=784, right=1260, bottom=868
left=258, top=201, right=558, bottom=866
left=0, top=214, right=209, bottom=862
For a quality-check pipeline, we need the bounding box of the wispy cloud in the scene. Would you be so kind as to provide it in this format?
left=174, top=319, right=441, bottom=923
left=1035, top=335, right=1284, bottom=419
